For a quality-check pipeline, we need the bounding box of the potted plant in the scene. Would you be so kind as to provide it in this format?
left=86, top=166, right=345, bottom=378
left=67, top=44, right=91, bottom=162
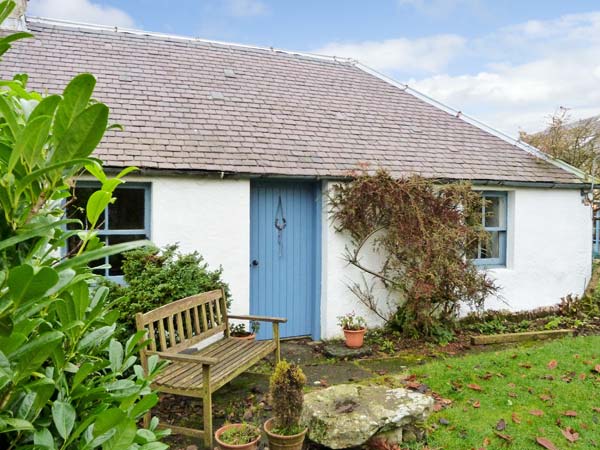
left=338, top=312, right=367, bottom=348
left=264, top=360, right=308, bottom=450
left=230, top=321, right=260, bottom=340
left=214, top=423, right=261, bottom=450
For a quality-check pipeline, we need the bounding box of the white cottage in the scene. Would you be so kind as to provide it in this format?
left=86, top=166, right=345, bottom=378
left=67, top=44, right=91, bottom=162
left=2, top=15, right=592, bottom=339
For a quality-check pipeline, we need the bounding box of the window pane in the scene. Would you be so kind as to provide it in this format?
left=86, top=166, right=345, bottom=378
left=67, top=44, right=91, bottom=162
left=481, top=231, right=500, bottom=259
left=107, top=234, right=147, bottom=276
left=66, top=187, right=104, bottom=229
left=108, top=188, right=145, bottom=230
left=484, top=195, right=505, bottom=228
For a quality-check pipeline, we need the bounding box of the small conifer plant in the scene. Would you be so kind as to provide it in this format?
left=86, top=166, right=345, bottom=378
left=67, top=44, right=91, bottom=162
left=269, top=360, right=307, bottom=435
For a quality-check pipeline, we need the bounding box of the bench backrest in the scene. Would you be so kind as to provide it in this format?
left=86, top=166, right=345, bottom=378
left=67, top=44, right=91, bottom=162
left=135, top=288, right=229, bottom=354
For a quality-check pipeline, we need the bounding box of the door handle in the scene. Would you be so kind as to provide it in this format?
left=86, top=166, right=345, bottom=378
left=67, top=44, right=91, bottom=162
left=251, top=259, right=259, bottom=267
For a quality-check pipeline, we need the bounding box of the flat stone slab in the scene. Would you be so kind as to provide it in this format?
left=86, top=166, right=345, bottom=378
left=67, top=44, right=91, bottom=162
left=302, top=361, right=373, bottom=386
left=322, top=341, right=373, bottom=358
left=301, top=384, right=434, bottom=449
left=471, top=329, right=575, bottom=345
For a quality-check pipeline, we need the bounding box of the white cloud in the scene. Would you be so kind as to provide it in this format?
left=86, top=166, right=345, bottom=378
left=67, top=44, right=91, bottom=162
left=225, top=0, right=267, bottom=17
left=29, top=0, right=135, bottom=27
left=315, top=11, right=600, bottom=136
left=409, top=12, right=600, bottom=135
left=314, top=35, right=465, bottom=74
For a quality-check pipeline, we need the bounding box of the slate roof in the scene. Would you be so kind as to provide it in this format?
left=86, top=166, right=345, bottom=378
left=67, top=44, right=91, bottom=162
left=0, top=18, right=583, bottom=184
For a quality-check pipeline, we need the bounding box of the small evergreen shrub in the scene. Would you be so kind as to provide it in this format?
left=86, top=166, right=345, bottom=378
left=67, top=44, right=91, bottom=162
left=269, top=361, right=307, bottom=435
left=111, top=244, right=231, bottom=339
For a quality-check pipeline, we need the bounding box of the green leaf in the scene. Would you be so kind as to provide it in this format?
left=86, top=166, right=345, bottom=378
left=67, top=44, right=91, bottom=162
left=108, top=339, right=123, bottom=373
left=84, top=161, right=107, bottom=183
left=0, top=418, right=34, bottom=433
left=15, top=158, right=92, bottom=197
left=86, top=189, right=113, bottom=226
left=0, top=219, right=78, bottom=251
left=13, top=115, right=51, bottom=168
left=139, top=442, right=169, bottom=450
left=103, top=419, right=137, bottom=450
left=10, top=330, right=63, bottom=376
left=56, top=239, right=152, bottom=271
left=115, top=166, right=139, bottom=179
left=0, top=93, right=20, bottom=139
left=54, top=103, right=108, bottom=162
left=52, top=400, right=76, bottom=441
left=72, top=361, right=95, bottom=390
left=0, top=32, right=33, bottom=45
left=0, top=316, right=13, bottom=336
left=7, top=264, right=59, bottom=305
left=77, top=324, right=115, bottom=350
left=130, top=393, right=158, bottom=419
left=29, top=94, right=61, bottom=122
left=0, top=1, right=15, bottom=25
left=54, top=73, right=96, bottom=139
left=34, top=428, right=55, bottom=449
left=93, top=408, right=125, bottom=437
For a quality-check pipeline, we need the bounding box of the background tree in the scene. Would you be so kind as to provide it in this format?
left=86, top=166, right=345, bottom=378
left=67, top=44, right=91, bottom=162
left=329, top=170, right=497, bottom=340
left=520, top=107, right=600, bottom=175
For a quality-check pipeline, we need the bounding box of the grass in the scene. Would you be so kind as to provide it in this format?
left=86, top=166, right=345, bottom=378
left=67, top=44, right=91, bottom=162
left=406, top=336, right=600, bottom=449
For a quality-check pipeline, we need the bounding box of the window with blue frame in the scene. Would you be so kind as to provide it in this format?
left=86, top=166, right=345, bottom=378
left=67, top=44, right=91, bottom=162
left=66, top=183, right=151, bottom=280
left=472, top=191, right=507, bottom=266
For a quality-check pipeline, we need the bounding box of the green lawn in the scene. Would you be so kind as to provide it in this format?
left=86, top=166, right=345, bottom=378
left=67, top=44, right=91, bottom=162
left=407, top=336, right=600, bottom=449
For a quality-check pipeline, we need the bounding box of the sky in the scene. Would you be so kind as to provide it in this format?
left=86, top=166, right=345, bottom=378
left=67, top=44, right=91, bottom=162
left=27, top=0, right=600, bottom=137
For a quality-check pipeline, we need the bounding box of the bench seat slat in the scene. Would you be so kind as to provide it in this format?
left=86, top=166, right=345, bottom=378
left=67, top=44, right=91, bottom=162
left=153, top=338, right=275, bottom=393
left=155, top=338, right=266, bottom=386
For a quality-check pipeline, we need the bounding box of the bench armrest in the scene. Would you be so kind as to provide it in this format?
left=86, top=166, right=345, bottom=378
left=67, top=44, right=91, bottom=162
left=146, top=351, right=219, bottom=365
left=228, top=314, right=287, bottom=324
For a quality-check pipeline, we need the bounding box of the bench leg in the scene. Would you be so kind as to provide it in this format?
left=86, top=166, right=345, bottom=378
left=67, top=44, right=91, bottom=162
left=273, top=322, right=281, bottom=364
left=203, top=364, right=213, bottom=449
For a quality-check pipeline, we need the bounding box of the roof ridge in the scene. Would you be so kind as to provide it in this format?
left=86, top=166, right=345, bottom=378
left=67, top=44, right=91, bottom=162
left=25, top=16, right=356, bottom=66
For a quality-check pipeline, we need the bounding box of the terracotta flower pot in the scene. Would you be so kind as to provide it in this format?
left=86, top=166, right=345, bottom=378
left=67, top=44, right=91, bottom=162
left=231, top=333, right=256, bottom=341
left=264, top=418, right=307, bottom=450
left=214, top=423, right=261, bottom=450
left=343, top=327, right=366, bottom=348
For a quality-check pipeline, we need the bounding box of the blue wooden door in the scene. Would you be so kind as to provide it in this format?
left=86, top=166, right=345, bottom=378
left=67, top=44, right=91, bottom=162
left=250, top=181, right=319, bottom=340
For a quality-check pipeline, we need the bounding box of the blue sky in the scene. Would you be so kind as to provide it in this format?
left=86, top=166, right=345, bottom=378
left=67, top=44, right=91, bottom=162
left=27, top=0, right=600, bottom=135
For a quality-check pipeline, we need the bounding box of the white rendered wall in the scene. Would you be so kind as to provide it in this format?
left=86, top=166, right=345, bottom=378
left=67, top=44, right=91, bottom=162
left=129, top=175, right=251, bottom=317
left=483, top=187, right=592, bottom=312
left=320, top=182, right=593, bottom=339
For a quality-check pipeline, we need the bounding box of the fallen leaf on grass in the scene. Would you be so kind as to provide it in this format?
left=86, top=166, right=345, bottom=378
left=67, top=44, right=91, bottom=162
left=467, top=383, right=482, bottom=391
left=593, top=364, right=600, bottom=374
left=563, top=410, right=578, bottom=417
left=472, top=400, right=481, bottom=408
left=511, top=413, right=521, bottom=424
left=536, top=437, right=559, bottom=450
left=496, top=418, right=506, bottom=431
left=530, top=410, right=544, bottom=417
left=548, top=360, right=558, bottom=369
left=561, top=427, right=580, bottom=443
left=593, top=407, right=600, bottom=413
left=494, top=431, right=513, bottom=442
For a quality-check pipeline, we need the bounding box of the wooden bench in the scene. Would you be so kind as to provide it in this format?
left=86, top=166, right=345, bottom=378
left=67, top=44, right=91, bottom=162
left=135, top=288, right=286, bottom=449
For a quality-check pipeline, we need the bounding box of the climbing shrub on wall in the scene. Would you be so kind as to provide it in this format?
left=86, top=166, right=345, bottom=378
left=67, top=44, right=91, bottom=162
left=329, top=169, right=498, bottom=339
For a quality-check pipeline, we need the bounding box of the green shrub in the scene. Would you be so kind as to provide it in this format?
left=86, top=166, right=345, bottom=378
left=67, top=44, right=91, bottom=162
left=112, top=244, right=231, bottom=339
left=269, top=361, right=306, bottom=435
left=0, top=3, right=167, bottom=447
